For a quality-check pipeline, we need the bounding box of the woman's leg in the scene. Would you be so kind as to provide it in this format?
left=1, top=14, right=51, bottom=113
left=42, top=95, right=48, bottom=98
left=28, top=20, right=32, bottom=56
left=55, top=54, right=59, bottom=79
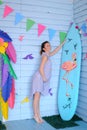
left=33, top=92, right=41, bottom=123
left=37, top=98, right=44, bottom=123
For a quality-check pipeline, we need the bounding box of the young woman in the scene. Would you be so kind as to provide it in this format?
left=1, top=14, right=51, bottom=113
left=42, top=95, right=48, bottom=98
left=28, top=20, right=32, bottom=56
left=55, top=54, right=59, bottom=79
left=31, top=40, right=65, bottom=123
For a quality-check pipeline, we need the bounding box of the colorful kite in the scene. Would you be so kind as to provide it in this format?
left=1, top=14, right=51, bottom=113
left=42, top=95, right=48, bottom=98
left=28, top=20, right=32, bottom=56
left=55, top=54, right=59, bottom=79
left=0, top=30, right=17, bottom=120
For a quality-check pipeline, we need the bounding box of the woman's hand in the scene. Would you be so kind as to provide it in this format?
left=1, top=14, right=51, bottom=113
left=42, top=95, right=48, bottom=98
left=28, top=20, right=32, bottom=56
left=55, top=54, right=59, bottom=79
left=43, top=76, right=47, bottom=82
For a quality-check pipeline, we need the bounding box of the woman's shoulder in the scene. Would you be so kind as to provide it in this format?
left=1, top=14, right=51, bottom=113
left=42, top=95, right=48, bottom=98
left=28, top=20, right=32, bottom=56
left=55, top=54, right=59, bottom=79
left=42, top=52, right=49, bottom=57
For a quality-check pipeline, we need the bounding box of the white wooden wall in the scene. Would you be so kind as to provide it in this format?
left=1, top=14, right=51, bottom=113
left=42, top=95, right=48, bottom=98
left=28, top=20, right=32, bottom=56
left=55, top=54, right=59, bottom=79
left=0, top=0, right=73, bottom=121
left=73, top=0, right=87, bottom=122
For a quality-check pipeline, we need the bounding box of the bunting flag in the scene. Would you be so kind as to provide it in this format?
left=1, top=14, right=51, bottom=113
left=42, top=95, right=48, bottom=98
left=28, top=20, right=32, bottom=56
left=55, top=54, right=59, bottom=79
left=38, top=24, right=46, bottom=37
left=15, top=13, right=24, bottom=25
left=59, top=32, right=67, bottom=44
left=3, top=5, right=14, bottom=18
left=81, top=23, right=86, bottom=33
left=48, top=29, right=56, bottom=41
left=0, top=0, right=3, bottom=5
left=26, top=19, right=35, bottom=31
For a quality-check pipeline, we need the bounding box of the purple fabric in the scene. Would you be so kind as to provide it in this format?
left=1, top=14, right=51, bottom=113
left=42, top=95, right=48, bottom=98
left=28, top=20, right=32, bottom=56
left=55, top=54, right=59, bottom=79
left=31, top=52, right=52, bottom=97
left=2, top=63, right=9, bottom=87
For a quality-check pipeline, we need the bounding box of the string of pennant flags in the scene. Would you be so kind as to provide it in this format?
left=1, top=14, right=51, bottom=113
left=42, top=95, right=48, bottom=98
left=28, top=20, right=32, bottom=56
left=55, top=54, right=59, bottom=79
left=1, top=5, right=58, bottom=41
left=1, top=4, right=87, bottom=41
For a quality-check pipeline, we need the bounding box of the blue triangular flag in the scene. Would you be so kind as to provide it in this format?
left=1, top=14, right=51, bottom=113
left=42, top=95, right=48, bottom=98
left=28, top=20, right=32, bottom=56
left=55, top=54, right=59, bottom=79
left=81, top=23, right=86, bottom=33
left=48, top=29, right=56, bottom=41
left=15, top=13, right=24, bottom=25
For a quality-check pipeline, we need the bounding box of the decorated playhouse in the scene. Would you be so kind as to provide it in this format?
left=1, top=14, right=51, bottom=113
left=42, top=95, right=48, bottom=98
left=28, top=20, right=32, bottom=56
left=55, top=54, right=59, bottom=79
left=0, top=0, right=87, bottom=129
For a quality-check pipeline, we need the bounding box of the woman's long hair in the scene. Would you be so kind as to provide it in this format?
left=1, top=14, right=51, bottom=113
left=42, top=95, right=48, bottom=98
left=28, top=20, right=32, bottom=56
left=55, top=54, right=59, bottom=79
left=40, top=41, right=49, bottom=55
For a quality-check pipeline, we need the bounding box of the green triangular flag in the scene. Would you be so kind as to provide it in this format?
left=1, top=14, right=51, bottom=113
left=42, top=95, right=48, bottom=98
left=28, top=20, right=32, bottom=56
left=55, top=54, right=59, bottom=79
left=59, top=32, right=67, bottom=44
left=0, top=0, right=3, bottom=5
left=26, top=19, right=35, bottom=31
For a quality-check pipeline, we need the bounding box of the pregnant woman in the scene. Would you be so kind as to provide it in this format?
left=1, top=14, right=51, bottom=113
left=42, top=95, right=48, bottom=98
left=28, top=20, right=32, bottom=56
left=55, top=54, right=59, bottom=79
left=31, top=40, right=65, bottom=123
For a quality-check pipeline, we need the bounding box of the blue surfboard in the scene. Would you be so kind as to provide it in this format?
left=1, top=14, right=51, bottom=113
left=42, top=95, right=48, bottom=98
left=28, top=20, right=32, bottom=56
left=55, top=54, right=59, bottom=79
left=58, top=23, right=81, bottom=121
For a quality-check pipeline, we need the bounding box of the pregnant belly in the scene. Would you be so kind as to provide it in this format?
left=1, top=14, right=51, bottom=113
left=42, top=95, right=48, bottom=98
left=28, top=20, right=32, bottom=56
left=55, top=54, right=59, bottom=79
left=45, top=69, right=51, bottom=80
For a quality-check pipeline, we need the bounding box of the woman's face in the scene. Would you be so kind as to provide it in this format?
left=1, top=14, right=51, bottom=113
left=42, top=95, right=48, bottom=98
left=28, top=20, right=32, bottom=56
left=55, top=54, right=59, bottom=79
left=44, top=43, right=51, bottom=52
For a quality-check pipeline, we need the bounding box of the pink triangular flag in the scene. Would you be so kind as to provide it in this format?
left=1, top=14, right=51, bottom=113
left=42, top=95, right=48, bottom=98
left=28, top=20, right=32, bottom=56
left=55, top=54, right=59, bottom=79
left=38, top=24, right=46, bottom=37
left=3, top=5, right=14, bottom=18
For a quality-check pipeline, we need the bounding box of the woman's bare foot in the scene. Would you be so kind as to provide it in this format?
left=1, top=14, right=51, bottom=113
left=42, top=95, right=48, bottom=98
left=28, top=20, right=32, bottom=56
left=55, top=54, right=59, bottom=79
left=66, top=93, right=70, bottom=97
left=34, top=115, right=41, bottom=123
left=39, top=116, right=44, bottom=123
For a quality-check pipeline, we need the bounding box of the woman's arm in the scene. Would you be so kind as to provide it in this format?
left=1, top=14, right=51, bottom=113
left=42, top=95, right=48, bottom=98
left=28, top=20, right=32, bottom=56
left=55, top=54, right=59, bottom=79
left=39, top=55, right=47, bottom=82
left=49, top=40, right=65, bottom=56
